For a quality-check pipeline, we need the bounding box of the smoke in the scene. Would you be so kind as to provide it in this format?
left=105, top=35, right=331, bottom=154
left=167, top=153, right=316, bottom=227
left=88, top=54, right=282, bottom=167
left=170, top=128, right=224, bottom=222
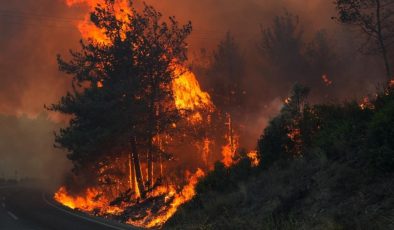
left=0, top=0, right=82, bottom=187
left=0, top=0, right=83, bottom=117
left=0, top=0, right=390, bottom=176
left=145, top=0, right=387, bottom=148
left=0, top=113, right=70, bottom=187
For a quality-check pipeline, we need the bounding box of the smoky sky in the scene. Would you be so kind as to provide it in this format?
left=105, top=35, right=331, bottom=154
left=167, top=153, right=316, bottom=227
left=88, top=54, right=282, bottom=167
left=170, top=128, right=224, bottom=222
left=0, top=0, right=386, bottom=117
left=0, top=0, right=389, bottom=169
left=0, top=0, right=82, bottom=117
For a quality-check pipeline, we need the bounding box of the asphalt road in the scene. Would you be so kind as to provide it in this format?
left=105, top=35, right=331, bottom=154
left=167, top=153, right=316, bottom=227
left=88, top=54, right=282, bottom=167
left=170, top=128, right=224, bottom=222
left=0, top=184, right=137, bottom=230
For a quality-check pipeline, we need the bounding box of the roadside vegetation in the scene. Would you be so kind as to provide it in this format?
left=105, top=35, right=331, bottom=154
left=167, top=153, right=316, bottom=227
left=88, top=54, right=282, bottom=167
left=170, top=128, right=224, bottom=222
left=165, top=84, right=394, bottom=230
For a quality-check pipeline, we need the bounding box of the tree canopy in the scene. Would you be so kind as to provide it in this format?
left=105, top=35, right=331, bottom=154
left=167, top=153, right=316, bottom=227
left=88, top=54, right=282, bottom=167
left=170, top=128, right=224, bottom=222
left=48, top=1, right=192, bottom=196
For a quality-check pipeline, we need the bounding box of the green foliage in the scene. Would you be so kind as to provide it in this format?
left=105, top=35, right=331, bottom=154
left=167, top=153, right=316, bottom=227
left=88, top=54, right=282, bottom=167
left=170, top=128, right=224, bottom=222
left=196, top=158, right=254, bottom=194
left=258, top=85, right=394, bottom=175
left=169, top=85, right=394, bottom=229
left=366, top=90, right=394, bottom=173
left=258, top=83, right=312, bottom=168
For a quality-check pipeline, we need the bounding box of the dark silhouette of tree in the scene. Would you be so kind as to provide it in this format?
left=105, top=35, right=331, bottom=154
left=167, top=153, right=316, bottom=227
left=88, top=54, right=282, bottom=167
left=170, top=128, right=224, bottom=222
left=306, top=31, right=338, bottom=79
left=258, top=12, right=308, bottom=80
left=208, top=32, right=246, bottom=114
left=48, top=1, right=191, bottom=198
left=258, top=12, right=339, bottom=99
left=334, top=0, right=394, bottom=79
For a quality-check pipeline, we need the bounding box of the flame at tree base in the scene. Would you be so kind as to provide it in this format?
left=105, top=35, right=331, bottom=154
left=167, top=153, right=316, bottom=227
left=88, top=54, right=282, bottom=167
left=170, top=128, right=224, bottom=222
left=54, top=169, right=205, bottom=228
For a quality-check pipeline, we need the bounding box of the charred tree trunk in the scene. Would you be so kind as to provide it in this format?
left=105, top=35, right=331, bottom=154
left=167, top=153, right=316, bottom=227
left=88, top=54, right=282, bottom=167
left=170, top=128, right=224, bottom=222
left=128, top=152, right=136, bottom=192
left=130, top=136, right=146, bottom=198
left=147, top=140, right=154, bottom=189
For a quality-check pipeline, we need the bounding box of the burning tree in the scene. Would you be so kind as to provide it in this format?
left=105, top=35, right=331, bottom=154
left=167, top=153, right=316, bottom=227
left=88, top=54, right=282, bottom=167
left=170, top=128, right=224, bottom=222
left=48, top=0, right=225, bottom=227
left=49, top=0, right=193, bottom=200
left=48, top=1, right=259, bottom=227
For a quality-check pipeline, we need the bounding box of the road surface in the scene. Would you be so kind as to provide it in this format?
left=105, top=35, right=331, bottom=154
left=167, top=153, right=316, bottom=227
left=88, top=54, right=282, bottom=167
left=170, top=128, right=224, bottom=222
left=0, top=183, right=137, bottom=230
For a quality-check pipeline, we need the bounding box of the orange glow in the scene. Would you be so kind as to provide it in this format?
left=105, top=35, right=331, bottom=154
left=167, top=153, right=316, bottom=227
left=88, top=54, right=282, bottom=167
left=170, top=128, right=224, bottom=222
left=55, top=1, right=241, bottom=228
left=221, top=135, right=239, bottom=167
left=247, top=151, right=260, bottom=167
left=66, top=0, right=132, bottom=45
left=360, top=96, right=375, bottom=110
left=144, top=169, right=205, bottom=228
left=221, top=144, right=234, bottom=167
left=202, top=138, right=211, bottom=167
left=172, top=65, right=214, bottom=112
left=54, top=186, right=118, bottom=213
left=97, top=81, right=103, bottom=88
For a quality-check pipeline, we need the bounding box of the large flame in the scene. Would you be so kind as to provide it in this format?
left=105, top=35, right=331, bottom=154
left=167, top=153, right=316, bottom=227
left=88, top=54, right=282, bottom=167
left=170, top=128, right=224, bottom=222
left=133, top=168, right=205, bottom=228
left=67, top=0, right=131, bottom=45
left=54, top=169, right=205, bottom=228
left=54, top=1, right=214, bottom=228
left=54, top=186, right=123, bottom=214
left=68, top=0, right=213, bottom=113
left=172, top=65, right=213, bottom=111
left=55, top=1, right=260, bottom=228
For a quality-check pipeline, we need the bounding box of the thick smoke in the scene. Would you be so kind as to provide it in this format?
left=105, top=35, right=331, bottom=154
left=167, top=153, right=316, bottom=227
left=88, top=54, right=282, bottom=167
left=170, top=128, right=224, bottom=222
left=0, top=0, right=389, bottom=178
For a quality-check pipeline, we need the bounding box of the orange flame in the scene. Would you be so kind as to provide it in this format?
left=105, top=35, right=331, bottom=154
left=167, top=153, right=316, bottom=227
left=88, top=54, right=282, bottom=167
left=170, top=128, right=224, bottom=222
left=172, top=66, right=213, bottom=111
left=67, top=0, right=213, bottom=115
left=67, top=0, right=132, bottom=45
left=54, top=186, right=123, bottom=214
left=247, top=150, right=260, bottom=167
left=143, top=169, right=205, bottom=228
left=56, top=1, right=214, bottom=228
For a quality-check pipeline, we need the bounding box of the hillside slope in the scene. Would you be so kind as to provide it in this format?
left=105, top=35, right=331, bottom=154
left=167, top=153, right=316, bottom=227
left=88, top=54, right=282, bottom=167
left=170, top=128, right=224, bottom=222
left=165, top=85, right=394, bottom=230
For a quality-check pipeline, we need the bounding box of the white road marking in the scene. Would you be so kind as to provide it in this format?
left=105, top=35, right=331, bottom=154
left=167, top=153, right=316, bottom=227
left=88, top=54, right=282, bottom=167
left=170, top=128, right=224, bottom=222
left=7, top=211, right=18, bottom=220
left=41, top=193, right=128, bottom=230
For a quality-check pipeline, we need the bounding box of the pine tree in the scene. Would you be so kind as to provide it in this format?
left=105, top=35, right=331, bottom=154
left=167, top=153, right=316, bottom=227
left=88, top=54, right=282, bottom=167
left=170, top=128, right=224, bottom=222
left=48, top=1, right=192, bottom=198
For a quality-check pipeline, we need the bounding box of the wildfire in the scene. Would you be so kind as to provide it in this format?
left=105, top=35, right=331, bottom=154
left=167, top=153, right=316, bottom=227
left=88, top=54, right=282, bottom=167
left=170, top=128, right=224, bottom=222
left=68, top=0, right=213, bottom=115
left=247, top=151, right=260, bottom=167
left=67, top=0, right=131, bottom=45
left=221, top=142, right=237, bottom=167
left=54, top=186, right=118, bottom=213
left=54, top=169, right=205, bottom=228
left=360, top=96, right=375, bottom=110
left=141, top=169, right=205, bottom=228
left=172, top=65, right=214, bottom=111
left=54, top=1, right=254, bottom=228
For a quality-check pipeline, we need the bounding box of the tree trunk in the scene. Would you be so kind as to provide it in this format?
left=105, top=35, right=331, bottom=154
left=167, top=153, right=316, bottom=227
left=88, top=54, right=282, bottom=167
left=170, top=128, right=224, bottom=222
left=147, top=141, right=154, bottom=188
left=128, top=153, right=136, bottom=193
left=147, top=83, right=158, bottom=189
left=376, top=0, right=392, bottom=79
left=130, top=136, right=146, bottom=198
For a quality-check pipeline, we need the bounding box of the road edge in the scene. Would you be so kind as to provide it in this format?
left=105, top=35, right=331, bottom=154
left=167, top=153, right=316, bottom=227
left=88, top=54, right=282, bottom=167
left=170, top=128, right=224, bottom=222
left=42, top=192, right=139, bottom=230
